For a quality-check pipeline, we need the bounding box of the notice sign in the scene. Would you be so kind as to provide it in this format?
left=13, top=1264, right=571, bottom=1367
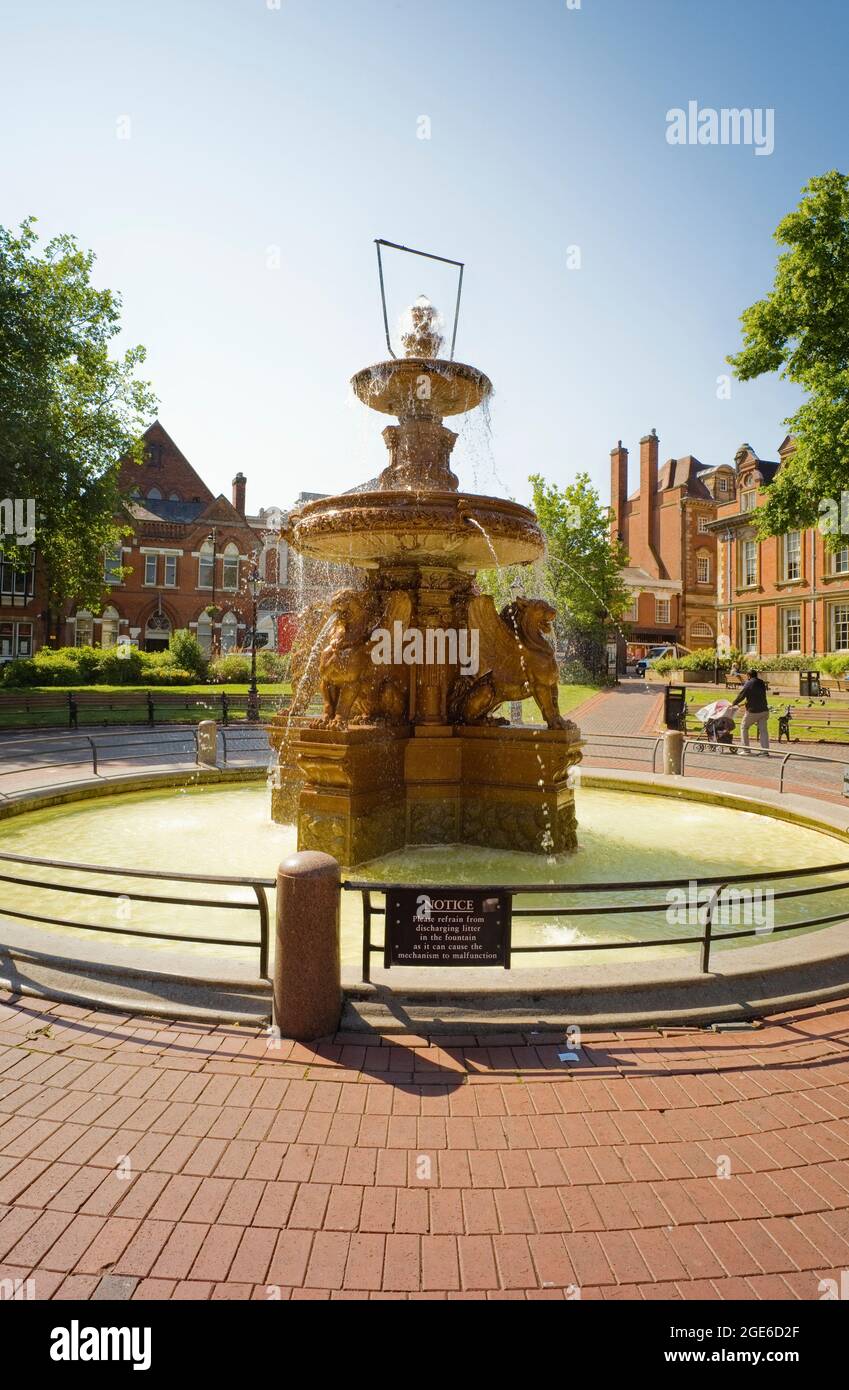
left=385, top=889, right=510, bottom=968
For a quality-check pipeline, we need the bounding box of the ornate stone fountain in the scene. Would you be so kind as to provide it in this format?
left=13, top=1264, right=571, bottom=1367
left=270, top=297, right=582, bottom=864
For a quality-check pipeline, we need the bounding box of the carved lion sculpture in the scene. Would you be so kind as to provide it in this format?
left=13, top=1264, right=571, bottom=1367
left=317, top=588, right=412, bottom=727
left=448, top=595, right=571, bottom=730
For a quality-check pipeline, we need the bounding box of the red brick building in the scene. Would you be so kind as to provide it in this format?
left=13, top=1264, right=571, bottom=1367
left=710, top=440, right=849, bottom=661
left=1, top=423, right=297, bottom=662
left=611, top=429, right=719, bottom=654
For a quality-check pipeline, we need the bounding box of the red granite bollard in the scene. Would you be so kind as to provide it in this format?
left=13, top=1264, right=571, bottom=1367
left=273, top=851, right=341, bottom=1041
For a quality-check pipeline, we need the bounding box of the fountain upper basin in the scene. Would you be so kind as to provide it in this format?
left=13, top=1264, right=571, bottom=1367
left=351, top=358, right=492, bottom=417
left=288, top=489, right=545, bottom=570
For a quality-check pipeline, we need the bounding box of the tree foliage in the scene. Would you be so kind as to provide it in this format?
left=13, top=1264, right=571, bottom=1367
left=527, top=472, right=632, bottom=638
left=727, top=170, right=849, bottom=537
left=0, top=218, right=156, bottom=610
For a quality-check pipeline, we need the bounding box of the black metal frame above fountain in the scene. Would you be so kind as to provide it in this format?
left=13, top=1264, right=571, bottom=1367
left=374, top=238, right=465, bottom=361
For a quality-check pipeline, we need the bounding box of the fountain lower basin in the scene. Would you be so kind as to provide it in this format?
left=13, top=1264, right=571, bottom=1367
left=1, top=781, right=845, bottom=972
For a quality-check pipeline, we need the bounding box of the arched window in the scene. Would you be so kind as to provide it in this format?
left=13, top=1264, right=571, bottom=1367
left=75, top=610, right=93, bottom=647
left=220, top=611, right=238, bottom=653
left=168, top=492, right=181, bottom=502
left=198, top=539, right=214, bottom=589
left=100, top=607, right=120, bottom=649
left=196, top=611, right=212, bottom=657
left=690, top=621, right=713, bottom=640
left=145, top=611, right=171, bottom=652
left=222, top=543, right=239, bottom=591
left=147, top=487, right=162, bottom=501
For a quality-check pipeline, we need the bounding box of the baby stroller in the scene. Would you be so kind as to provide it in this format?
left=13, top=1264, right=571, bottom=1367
left=692, top=699, right=737, bottom=754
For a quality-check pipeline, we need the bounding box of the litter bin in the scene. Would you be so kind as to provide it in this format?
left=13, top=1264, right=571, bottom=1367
left=664, top=684, right=687, bottom=731
left=800, top=670, right=821, bottom=698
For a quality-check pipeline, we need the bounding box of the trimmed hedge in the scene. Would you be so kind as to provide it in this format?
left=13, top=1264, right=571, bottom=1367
left=208, top=650, right=291, bottom=684
left=651, top=648, right=849, bottom=677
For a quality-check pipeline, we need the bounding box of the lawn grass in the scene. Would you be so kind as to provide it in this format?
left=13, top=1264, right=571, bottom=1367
left=521, top=683, right=601, bottom=723
left=0, top=683, right=294, bottom=730
left=0, top=681, right=601, bottom=731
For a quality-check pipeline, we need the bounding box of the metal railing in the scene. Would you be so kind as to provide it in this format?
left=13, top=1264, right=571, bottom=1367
left=0, top=725, right=844, bottom=802
left=345, top=859, right=849, bottom=981
left=0, top=849, right=275, bottom=979
left=678, top=737, right=846, bottom=794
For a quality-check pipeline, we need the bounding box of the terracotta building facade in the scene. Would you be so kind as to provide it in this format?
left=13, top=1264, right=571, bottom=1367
left=610, top=429, right=719, bottom=653
left=0, top=423, right=301, bottom=662
left=710, top=439, right=849, bottom=661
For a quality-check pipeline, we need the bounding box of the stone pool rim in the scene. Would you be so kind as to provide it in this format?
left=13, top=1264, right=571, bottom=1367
left=1, top=764, right=849, bottom=1028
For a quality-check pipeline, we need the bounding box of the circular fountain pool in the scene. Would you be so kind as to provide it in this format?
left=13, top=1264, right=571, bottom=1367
left=1, top=781, right=846, bottom=970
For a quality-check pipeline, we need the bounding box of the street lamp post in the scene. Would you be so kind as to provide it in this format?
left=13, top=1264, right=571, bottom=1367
left=246, top=556, right=261, bottom=723
left=206, top=527, right=218, bottom=657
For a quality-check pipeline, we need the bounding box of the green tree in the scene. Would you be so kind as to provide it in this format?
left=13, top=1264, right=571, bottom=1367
left=528, top=472, right=632, bottom=637
left=727, top=170, right=849, bottom=538
left=0, top=218, right=156, bottom=623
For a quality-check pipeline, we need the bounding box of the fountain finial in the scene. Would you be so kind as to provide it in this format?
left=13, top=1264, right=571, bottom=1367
left=401, top=296, right=444, bottom=359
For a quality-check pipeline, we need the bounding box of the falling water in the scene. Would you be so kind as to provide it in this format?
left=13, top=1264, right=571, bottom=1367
left=464, top=513, right=558, bottom=863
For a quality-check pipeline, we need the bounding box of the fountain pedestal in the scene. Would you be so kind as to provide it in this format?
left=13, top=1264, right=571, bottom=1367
left=273, top=720, right=583, bottom=864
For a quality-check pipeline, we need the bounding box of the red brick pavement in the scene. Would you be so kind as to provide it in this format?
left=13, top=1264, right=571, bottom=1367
left=1, top=991, right=848, bottom=1301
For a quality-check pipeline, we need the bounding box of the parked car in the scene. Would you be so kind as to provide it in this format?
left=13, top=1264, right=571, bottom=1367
left=635, top=644, right=677, bottom=677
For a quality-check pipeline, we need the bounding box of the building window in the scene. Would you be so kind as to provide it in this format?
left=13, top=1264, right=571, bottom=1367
left=147, top=487, right=162, bottom=501
left=75, top=611, right=94, bottom=647
left=145, top=611, right=171, bottom=651
left=0, top=550, right=35, bottom=599
left=783, top=531, right=801, bottom=581
left=697, top=515, right=710, bottom=533
left=741, top=539, right=757, bottom=587
left=741, top=611, right=758, bottom=656
left=222, top=544, right=239, bottom=591
left=655, top=597, right=670, bottom=625
left=198, top=541, right=214, bottom=589
left=146, top=442, right=163, bottom=468
left=104, top=544, right=123, bottom=585
left=717, top=475, right=730, bottom=494
left=696, top=553, right=711, bottom=584
left=740, top=490, right=756, bottom=513
left=168, top=492, right=181, bottom=502
left=100, top=607, right=120, bottom=649
left=220, top=611, right=238, bottom=652
left=164, top=555, right=177, bottom=587
left=830, top=604, right=849, bottom=652
left=832, top=546, right=849, bottom=576
left=144, top=554, right=157, bottom=585
left=196, top=612, right=212, bottom=657
left=781, top=606, right=801, bottom=654
left=0, top=621, right=32, bottom=659
left=690, top=621, right=713, bottom=640
left=626, top=595, right=640, bottom=623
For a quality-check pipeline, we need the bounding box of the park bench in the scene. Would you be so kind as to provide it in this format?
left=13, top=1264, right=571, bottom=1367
left=0, top=688, right=313, bottom=729
left=777, top=703, right=849, bottom=743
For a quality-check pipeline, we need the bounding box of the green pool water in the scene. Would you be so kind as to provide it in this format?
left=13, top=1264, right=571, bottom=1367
left=0, top=782, right=846, bottom=969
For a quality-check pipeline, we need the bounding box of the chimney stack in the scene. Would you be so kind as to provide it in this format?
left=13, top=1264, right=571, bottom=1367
left=610, top=440, right=628, bottom=543
left=639, top=430, right=660, bottom=576
left=232, top=472, right=247, bottom=517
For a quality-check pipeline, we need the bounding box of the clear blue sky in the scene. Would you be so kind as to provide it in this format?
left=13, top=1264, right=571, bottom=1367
left=2, top=0, right=845, bottom=511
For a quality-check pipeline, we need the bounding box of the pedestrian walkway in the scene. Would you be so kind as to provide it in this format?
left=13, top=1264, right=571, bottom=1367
left=1, top=990, right=847, bottom=1300
left=574, top=681, right=663, bottom=737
